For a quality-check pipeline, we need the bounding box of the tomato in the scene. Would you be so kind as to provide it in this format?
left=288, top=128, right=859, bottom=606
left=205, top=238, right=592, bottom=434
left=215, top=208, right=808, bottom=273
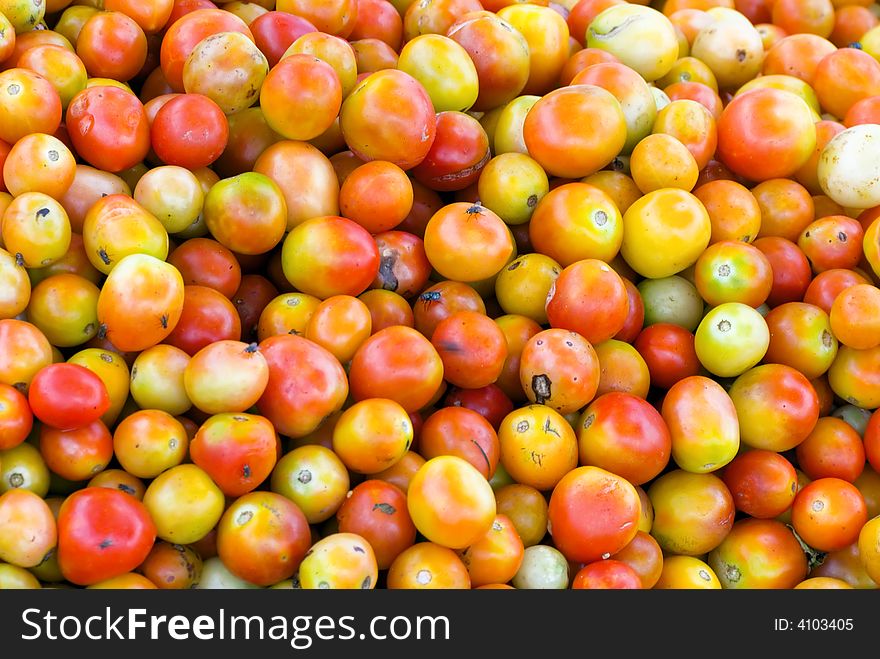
left=497, top=405, right=576, bottom=492
left=339, top=161, right=412, bottom=235
left=764, top=302, right=838, bottom=380
left=387, top=541, right=471, bottom=589
left=694, top=302, right=770, bottom=378
left=610, top=530, right=663, bottom=590
left=577, top=393, right=670, bottom=485
left=620, top=188, right=711, bottom=279
left=693, top=240, right=773, bottom=308
left=633, top=323, right=700, bottom=390
left=216, top=491, right=311, bottom=587
left=0, top=489, right=56, bottom=568
left=419, top=406, right=500, bottom=480
left=518, top=328, right=599, bottom=414
left=648, top=469, right=735, bottom=556
left=796, top=416, right=866, bottom=483
left=256, top=334, right=349, bottom=438
left=693, top=179, right=762, bottom=244
left=708, top=518, right=808, bottom=589
left=548, top=465, right=640, bottom=564
left=3, top=132, right=76, bottom=200
left=545, top=259, right=628, bottom=345
left=2, top=192, right=71, bottom=268
left=57, top=487, right=156, bottom=586
left=66, top=85, right=149, bottom=173
left=722, top=449, right=798, bottom=519
left=0, top=383, right=32, bottom=451
left=0, top=248, right=29, bottom=320
left=112, top=410, right=188, bottom=479
left=28, top=362, right=109, bottom=431
left=413, top=280, right=486, bottom=339
left=97, top=253, right=185, bottom=352
left=791, top=477, right=868, bottom=553
left=82, top=194, right=169, bottom=275
left=653, top=555, right=721, bottom=589
left=586, top=4, right=678, bottom=83
left=184, top=340, right=268, bottom=415
left=0, top=69, right=62, bottom=145
left=447, top=12, right=529, bottom=112
left=336, top=479, right=416, bottom=570
left=129, top=344, right=191, bottom=416
left=76, top=10, right=147, bottom=82
left=140, top=541, right=202, bottom=590
left=349, top=325, right=444, bottom=413
left=88, top=469, right=145, bottom=500
left=858, top=515, right=880, bottom=585
left=593, top=339, right=650, bottom=400
left=39, top=419, right=113, bottom=481
left=0, top=442, right=50, bottom=497
left=754, top=236, right=813, bottom=307
left=332, top=398, right=412, bottom=474
left=407, top=455, right=496, bottom=550
left=572, top=560, right=642, bottom=589
left=163, top=285, right=241, bottom=356
left=151, top=93, right=228, bottom=169
left=281, top=215, right=379, bottom=299
left=430, top=311, right=506, bottom=390
left=142, top=464, right=225, bottom=544
left=729, top=363, right=820, bottom=452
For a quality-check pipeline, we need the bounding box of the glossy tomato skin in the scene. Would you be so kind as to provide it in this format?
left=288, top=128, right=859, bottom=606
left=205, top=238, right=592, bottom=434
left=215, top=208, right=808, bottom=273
left=411, top=111, right=490, bottom=192
left=216, top=490, right=311, bottom=586
left=577, top=392, right=671, bottom=485
left=336, top=479, right=416, bottom=570
left=256, top=334, right=349, bottom=438
left=189, top=412, right=279, bottom=497
left=66, top=86, right=150, bottom=173
left=548, top=465, right=640, bottom=564
left=0, top=383, right=33, bottom=450
left=708, top=518, right=808, bottom=589
left=151, top=93, right=228, bottom=170
left=57, top=487, right=156, bottom=586
left=28, top=363, right=110, bottom=431
left=633, top=323, right=700, bottom=390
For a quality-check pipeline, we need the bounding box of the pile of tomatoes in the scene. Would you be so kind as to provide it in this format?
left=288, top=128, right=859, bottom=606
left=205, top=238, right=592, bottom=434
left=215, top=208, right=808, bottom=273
left=2, top=0, right=880, bottom=591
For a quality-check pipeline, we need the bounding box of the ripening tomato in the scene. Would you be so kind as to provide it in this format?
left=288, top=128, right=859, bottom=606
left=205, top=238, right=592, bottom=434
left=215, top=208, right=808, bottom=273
left=217, top=491, right=311, bottom=588
left=764, top=302, right=839, bottom=380
left=729, top=364, right=820, bottom=452
left=796, top=416, right=866, bottom=483
left=281, top=215, right=379, bottom=299
left=332, top=398, right=412, bottom=474
left=662, top=375, right=739, bottom=474
left=270, top=444, right=349, bottom=524
left=2, top=192, right=71, bottom=268
left=39, top=419, right=113, bottom=481
left=0, top=68, right=62, bottom=146
left=163, top=285, right=241, bottom=356
left=633, top=323, right=700, bottom=390
left=96, top=253, right=185, bottom=352
left=112, top=409, right=188, bottom=479
left=459, top=513, right=524, bottom=588
left=387, top=541, right=471, bottom=589
left=518, top=329, right=599, bottom=415
left=648, top=469, right=735, bottom=556
left=722, top=449, right=799, bottom=519
left=447, top=12, right=529, bottom=112
left=577, top=393, right=670, bottom=485
left=548, top=465, right=640, bottom=564
left=498, top=3, right=570, bottom=94
left=256, top=334, right=349, bottom=438
left=184, top=340, right=268, bottom=415
left=858, top=515, right=880, bottom=585
left=791, top=477, right=868, bottom=553
left=431, top=311, right=507, bottom=390
left=0, top=488, right=56, bottom=568
left=190, top=412, right=279, bottom=497
left=349, top=325, right=444, bottom=413
left=57, top=487, right=156, bottom=586
left=694, top=302, right=770, bottom=378
left=0, top=319, right=53, bottom=393
left=653, top=555, right=721, bottom=589
left=413, top=280, right=486, bottom=339
left=151, top=93, right=228, bottom=170
left=571, top=560, right=642, bottom=590
left=708, top=518, right=808, bottom=589
left=407, top=455, right=496, bottom=550
left=0, top=384, right=32, bottom=451
left=142, top=463, right=224, bottom=544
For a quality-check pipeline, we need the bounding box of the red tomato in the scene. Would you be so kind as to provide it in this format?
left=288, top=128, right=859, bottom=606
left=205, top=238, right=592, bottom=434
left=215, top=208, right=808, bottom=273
left=66, top=86, right=150, bottom=173
left=548, top=465, right=640, bottom=564
left=151, top=93, right=228, bottom=169
left=57, top=487, right=156, bottom=586
left=336, top=479, right=417, bottom=570
left=571, top=559, right=642, bottom=589
left=0, top=383, right=33, bottom=450
left=633, top=323, right=700, bottom=390
left=28, top=363, right=110, bottom=431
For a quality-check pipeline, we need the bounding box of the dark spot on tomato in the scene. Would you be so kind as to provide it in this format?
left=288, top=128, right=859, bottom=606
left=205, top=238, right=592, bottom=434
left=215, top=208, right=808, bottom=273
left=531, top=374, right=552, bottom=405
